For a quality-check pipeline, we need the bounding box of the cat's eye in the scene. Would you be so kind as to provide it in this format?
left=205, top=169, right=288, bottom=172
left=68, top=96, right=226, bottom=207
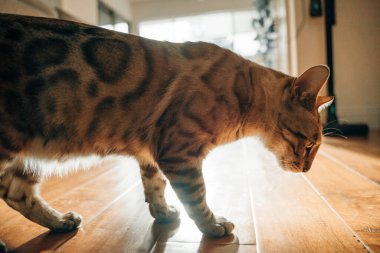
left=306, top=143, right=314, bottom=149
left=305, top=143, right=314, bottom=154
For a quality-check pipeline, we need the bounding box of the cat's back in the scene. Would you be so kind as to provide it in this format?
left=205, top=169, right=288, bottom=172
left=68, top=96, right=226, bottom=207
left=0, top=14, right=219, bottom=92
left=0, top=14, right=165, bottom=157
left=0, top=13, right=141, bottom=93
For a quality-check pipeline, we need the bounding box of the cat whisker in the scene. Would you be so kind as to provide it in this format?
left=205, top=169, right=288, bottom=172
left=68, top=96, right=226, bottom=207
left=332, top=133, right=348, bottom=139
left=324, top=120, right=338, bottom=127
left=322, top=127, right=343, bottom=134
left=323, top=132, right=348, bottom=139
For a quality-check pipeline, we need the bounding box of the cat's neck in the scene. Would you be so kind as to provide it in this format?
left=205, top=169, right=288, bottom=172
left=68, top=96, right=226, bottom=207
left=241, top=62, right=294, bottom=138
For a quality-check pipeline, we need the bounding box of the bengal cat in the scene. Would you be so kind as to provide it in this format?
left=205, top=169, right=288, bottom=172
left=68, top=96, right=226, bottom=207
left=0, top=14, right=333, bottom=238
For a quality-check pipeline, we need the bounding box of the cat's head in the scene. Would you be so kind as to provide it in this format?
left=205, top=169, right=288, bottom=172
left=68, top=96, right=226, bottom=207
left=264, top=65, right=333, bottom=173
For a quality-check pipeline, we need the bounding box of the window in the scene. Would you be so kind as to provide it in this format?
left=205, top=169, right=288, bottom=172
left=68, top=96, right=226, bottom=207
left=139, top=11, right=260, bottom=60
left=98, top=1, right=129, bottom=33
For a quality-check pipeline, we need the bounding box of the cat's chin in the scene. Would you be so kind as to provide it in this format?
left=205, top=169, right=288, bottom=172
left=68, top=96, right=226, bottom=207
left=283, top=167, right=303, bottom=173
left=279, top=161, right=304, bottom=173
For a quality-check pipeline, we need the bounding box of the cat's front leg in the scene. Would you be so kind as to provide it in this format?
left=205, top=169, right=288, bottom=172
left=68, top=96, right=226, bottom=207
left=140, top=164, right=180, bottom=223
left=0, top=159, right=82, bottom=232
left=162, top=166, right=234, bottom=237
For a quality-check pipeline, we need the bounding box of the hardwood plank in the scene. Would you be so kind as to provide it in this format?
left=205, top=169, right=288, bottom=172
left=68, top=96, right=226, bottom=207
left=0, top=158, right=142, bottom=251
left=152, top=241, right=257, bottom=253
left=0, top=161, right=135, bottom=228
left=0, top=164, right=113, bottom=251
left=324, top=131, right=380, bottom=157
left=306, top=151, right=380, bottom=252
left=41, top=158, right=115, bottom=199
left=322, top=142, right=380, bottom=184
left=0, top=161, right=112, bottom=233
left=242, top=138, right=368, bottom=253
left=54, top=184, right=157, bottom=253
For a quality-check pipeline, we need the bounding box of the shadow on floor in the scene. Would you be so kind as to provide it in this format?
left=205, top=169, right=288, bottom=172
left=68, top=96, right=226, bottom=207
left=9, top=230, right=78, bottom=253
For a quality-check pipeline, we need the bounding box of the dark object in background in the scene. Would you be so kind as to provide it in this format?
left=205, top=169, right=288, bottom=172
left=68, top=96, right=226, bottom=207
left=324, top=0, right=369, bottom=136
left=310, top=0, right=323, bottom=17
left=0, top=240, right=7, bottom=253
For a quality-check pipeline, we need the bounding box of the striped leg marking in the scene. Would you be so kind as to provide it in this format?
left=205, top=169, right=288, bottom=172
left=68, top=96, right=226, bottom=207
left=140, top=164, right=180, bottom=223
left=164, top=167, right=234, bottom=237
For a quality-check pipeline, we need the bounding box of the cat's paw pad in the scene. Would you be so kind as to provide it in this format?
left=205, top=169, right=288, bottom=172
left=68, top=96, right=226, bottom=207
left=149, top=204, right=180, bottom=223
left=200, top=216, right=235, bottom=238
left=53, top=211, right=83, bottom=232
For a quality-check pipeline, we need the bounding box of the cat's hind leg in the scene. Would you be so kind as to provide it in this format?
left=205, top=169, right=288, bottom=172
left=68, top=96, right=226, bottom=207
left=0, top=158, right=82, bottom=232
left=140, top=164, right=180, bottom=223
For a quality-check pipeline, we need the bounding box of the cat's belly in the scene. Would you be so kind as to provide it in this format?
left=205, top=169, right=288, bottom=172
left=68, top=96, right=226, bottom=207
left=13, top=140, right=122, bottom=176
left=19, top=137, right=157, bottom=171
left=21, top=138, right=89, bottom=161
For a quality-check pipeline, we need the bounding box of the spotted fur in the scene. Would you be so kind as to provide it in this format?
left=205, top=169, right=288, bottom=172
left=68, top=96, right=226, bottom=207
left=0, top=14, right=333, bottom=238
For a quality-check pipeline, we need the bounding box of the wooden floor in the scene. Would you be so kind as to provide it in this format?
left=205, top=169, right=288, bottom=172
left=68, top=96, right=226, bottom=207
left=0, top=132, right=379, bottom=253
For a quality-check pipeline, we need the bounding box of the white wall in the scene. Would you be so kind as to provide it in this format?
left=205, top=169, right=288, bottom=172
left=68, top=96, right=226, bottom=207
left=60, top=0, right=132, bottom=25
left=287, top=0, right=380, bottom=129
left=293, top=0, right=326, bottom=75
left=60, top=0, right=98, bottom=24
left=333, top=0, right=380, bottom=129
left=0, top=0, right=58, bottom=18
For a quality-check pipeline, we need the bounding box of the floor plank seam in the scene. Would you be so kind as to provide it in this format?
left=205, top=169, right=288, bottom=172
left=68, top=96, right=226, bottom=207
left=242, top=141, right=260, bottom=252
left=86, top=180, right=141, bottom=224
left=158, top=241, right=256, bottom=245
left=319, top=150, right=380, bottom=188
left=302, top=174, right=372, bottom=253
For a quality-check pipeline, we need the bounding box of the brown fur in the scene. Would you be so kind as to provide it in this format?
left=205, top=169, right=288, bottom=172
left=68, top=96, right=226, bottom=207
left=0, top=14, right=333, bottom=238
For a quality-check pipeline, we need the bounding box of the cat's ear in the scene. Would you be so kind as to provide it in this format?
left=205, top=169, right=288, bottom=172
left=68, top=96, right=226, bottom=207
left=291, top=65, right=330, bottom=111
left=316, top=96, right=334, bottom=112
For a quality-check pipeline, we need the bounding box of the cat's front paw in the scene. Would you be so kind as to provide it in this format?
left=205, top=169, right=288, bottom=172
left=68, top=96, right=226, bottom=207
left=51, top=211, right=83, bottom=232
left=199, top=216, right=235, bottom=238
left=149, top=204, right=180, bottom=223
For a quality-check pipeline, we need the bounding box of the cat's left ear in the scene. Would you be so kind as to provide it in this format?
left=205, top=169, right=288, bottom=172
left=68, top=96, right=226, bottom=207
left=292, top=65, right=330, bottom=111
